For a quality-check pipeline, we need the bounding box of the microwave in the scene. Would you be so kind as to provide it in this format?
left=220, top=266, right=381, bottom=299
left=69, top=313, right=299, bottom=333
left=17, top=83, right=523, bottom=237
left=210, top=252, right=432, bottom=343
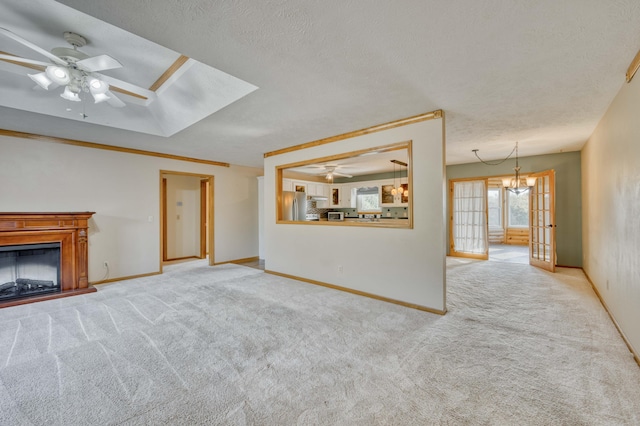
left=327, top=211, right=344, bottom=221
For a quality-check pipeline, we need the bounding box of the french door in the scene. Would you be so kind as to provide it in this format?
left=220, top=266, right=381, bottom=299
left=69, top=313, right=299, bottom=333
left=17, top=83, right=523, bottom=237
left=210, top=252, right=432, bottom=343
left=449, top=179, right=489, bottom=260
left=529, top=170, right=556, bottom=272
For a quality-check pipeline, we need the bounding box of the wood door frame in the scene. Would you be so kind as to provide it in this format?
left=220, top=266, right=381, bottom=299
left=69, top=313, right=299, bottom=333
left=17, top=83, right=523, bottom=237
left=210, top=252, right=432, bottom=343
left=159, top=171, right=214, bottom=273
left=449, top=177, right=489, bottom=260
left=162, top=177, right=168, bottom=261
left=528, top=169, right=556, bottom=272
left=448, top=171, right=544, bottom=261
left=200, top=179, right=207, bottom=259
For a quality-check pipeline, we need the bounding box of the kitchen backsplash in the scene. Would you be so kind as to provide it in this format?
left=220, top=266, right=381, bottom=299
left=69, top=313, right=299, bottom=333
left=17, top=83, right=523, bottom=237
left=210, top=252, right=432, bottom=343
left=306, top=201, right=348, bottom=218
left=306, top=201, right=408, bottom=219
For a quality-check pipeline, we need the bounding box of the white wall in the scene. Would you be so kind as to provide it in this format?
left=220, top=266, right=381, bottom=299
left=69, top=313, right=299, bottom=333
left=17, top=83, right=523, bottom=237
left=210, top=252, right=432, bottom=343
left=582, top=75, right=640, bottom=356
left=0, top=136, right=262, bottom=281
left=264, top=117, right=446, bottom=312
left=165, top=174, right=201, bottom=259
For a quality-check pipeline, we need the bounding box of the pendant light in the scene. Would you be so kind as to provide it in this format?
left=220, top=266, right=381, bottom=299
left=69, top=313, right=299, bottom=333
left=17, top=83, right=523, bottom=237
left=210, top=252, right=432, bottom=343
left=391, top=162, right=398, bottom=196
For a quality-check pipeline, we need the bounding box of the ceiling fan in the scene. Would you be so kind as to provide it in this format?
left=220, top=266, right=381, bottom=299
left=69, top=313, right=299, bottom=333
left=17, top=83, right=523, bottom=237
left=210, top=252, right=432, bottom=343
left=306, top=164, right=354, bottom=183
left=0, top=27, right=154, bottom=107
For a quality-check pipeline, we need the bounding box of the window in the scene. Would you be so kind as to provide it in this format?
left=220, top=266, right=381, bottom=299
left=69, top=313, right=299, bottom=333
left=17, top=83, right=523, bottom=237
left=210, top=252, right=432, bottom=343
left=487, top=188, right=502, bottom=228
left=356, top=187, right=380, bottom=212
left=507, top=190, right=529, bottom=227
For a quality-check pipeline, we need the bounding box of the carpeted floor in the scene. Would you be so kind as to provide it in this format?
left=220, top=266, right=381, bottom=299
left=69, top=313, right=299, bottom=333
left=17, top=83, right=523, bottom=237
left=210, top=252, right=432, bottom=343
left=0, top=258, right=638, bottom=425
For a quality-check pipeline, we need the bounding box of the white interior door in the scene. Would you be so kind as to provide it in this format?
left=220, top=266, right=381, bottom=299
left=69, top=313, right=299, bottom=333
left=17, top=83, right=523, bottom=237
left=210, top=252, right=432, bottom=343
left=450, top=179, right=489, bottom=260
left=529, top=170, right=556, bottom=272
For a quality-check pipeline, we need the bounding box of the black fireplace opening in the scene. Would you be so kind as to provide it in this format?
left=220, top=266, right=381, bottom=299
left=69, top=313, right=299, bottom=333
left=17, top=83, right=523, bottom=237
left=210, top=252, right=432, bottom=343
left=0, top=242, right=61, bottom=302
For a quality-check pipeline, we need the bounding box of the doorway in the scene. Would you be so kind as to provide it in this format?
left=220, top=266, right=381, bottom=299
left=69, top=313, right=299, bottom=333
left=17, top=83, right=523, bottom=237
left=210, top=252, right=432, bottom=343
left=160, top=171, right=214, bottom=271
left=487, top=177, right=530, bottom=264
left=449, top=171, right=556, bottom=270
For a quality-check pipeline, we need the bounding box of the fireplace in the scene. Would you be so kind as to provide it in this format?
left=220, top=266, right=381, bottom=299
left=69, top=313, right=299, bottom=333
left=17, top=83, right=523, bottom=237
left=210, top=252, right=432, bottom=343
left=0, top=243, right=61, bottom=301
left=0, top=212, right=96, bottom=308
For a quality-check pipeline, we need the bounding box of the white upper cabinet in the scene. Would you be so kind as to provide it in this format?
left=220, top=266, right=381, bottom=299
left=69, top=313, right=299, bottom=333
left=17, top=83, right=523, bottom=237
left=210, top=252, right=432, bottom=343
left=329, top=185, right=342, bottom=207
left=379, top=179, right=409, bottom=206
left=284, top=177, right=408, bottom=209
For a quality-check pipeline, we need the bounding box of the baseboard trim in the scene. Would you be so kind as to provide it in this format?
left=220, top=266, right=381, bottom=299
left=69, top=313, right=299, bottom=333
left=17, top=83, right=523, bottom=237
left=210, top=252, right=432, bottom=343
left=91, top=271, right=161, bottom=285
left=265, top=270, right=446, bottom=315
left=215, top=256, right=260, bottom=266
left=164, top=256, right=201, bottom=262
left=582, top=269, right=640, bottom=368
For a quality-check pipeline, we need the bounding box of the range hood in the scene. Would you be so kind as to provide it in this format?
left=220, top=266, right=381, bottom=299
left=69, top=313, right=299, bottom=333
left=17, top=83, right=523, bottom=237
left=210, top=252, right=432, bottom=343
left=308, top=195, right=328, bottom=201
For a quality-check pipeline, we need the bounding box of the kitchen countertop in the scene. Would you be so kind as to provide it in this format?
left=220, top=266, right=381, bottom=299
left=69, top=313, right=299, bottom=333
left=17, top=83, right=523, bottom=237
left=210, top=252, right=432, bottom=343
left=311, top=218, right=411, bottom=228
left=281, top=218, right=410, bottom=228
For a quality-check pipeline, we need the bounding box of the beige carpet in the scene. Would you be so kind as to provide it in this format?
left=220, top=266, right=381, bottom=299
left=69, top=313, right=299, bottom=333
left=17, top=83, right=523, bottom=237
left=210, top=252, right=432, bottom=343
left=0, top=258, right=638, bottom=425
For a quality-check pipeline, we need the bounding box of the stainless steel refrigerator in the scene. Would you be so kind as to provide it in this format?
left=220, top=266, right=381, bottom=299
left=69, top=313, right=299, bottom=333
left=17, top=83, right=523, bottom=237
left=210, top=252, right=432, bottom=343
left=282, top=191, right=307, bottom=221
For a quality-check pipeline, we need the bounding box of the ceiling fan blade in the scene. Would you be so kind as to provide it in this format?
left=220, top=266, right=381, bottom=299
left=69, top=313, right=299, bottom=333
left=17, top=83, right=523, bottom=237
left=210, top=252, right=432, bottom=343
left=32, top=82, right=60, bottom=91
left=0, top=53, right=50, bottom=69
left=76, top=54, right=122, bottom=72
left=333, top=172, right=353, bottom=178
left=0, top=27, right=67, bottom=66
left=96, top=73, right=156, bottom=101
left=105, top=90, right=126, bottom=108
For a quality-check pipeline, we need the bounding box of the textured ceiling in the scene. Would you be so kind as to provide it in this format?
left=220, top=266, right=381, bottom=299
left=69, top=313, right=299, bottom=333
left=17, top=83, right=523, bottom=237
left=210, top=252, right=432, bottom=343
left=1, top=0, right=639, bottom=168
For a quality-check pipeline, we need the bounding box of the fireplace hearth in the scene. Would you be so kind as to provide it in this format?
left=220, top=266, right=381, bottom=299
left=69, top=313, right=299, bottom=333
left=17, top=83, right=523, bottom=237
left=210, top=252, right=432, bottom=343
left=0, top=212, right=96, bottom=308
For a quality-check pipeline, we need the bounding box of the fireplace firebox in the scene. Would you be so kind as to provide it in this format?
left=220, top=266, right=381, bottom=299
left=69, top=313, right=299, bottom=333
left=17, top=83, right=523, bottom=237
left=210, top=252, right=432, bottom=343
left=0, top=243, right=61, bottom=301
left=0, top=212, right=96, bottom=308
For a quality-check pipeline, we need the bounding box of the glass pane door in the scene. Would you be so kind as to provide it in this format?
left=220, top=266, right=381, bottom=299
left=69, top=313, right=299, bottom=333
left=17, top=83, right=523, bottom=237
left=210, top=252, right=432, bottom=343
left=450, top=179, right=489, bottom=260
left=529, top=170, right=555, bottom=272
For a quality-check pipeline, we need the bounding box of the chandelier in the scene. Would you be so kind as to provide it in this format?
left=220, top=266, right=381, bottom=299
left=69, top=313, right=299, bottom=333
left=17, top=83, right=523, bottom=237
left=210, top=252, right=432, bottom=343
left=473, top=142, right=536, bottom=195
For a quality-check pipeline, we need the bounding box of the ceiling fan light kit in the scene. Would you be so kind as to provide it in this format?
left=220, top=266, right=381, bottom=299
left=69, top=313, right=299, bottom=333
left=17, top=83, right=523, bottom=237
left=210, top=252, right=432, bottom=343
left=0, top=27, right=149, bottom=109
left=60, top=85, right=80, bottom=102
left=28, top=71, right=55, bottom=89
left=46, top=65, right=71, bottom=85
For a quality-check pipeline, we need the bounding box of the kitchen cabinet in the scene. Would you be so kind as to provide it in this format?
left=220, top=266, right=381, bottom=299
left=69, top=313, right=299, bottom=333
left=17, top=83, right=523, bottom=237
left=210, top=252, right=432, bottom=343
left=380, top=179, right=408, bottom=206
left=341, top=184, right=356, bottom=208
left=329, top=185, right=342, bottom=207
left=306, top=182, right=328, bottom=208
left=291, top=181, right=307, bottom=193
left=306, top=182, right=326, bottom=197
left=283, top=179, right=330, bottom=206
left=329, top=184, right=355, bottom=208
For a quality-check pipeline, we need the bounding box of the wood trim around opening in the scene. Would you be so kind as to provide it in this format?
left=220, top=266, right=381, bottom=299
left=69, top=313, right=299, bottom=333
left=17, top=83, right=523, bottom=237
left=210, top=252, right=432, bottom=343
left=160, top=171, right=215, bottom=269
left=0, top=50, right=45, bottom=71
left=149, top=55, right=190, bottom=92
left=162, top=177, right=168, bottom=262
left=0, top=129, right=230, bottom=168
left=200, top=179, right=207, bottom=259
left=626, top=49, right=640, bottom=83
left=264, top=110, right=442, bottom=158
